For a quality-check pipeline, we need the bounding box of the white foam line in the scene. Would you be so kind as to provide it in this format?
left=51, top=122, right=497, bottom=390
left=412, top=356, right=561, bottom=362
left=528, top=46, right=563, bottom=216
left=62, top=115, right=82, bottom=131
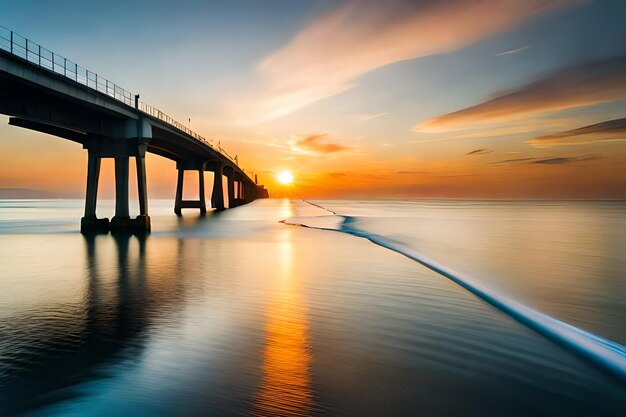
left=284, top=210, right=626, bottom=383
left=303, top=200, right=338, bottom=215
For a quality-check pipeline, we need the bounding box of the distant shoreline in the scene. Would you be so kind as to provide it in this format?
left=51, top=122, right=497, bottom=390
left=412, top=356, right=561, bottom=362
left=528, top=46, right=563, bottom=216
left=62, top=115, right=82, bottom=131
left=0, top=190, right=625, bottom=203
left=0, top=188, right=57, bottom=199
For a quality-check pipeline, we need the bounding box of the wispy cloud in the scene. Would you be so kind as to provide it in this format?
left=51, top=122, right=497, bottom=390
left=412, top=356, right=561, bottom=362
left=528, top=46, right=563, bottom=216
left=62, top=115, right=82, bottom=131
left=451, top=119, right=576, bottom=139
left=353, top=112, right=390, bottom=123
left=490, top=154, right=602, bottom=165
left=527, top=117, right=626, bottom=147
left=466, top=148, right=492, bottom=155
left=414, top=54, right=626, bottom=133
left=490, top=157, right=536, bottom=165
left=532, top=157, right=571, bottom=164
left=288, top=133, right=350, bottom=155
left=533, top=155, right=602, bottom=164
left=495, top=45, right=532, bottom=56
left=232, top=0, right=572, bottom=122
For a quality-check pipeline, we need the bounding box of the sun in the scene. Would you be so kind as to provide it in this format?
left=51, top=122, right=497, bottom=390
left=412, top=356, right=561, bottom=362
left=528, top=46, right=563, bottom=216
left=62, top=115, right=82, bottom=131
left=277, top=170, right=294, bottom=185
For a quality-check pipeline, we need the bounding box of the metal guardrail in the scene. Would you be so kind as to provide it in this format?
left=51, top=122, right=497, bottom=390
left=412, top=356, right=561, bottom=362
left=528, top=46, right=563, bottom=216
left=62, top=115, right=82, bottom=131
left=0, top=25, right=239, bottom=165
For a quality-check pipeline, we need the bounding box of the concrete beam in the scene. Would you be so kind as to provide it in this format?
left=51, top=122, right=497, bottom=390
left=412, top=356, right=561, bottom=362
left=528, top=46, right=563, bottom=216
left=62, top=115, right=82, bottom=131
left=9, top=117, right=86, bottom=143
left=177, top=201, right=206, bottom=209
left=83, top=136, right=146, bottom=158
left=0, top=92, right=127, bottom=137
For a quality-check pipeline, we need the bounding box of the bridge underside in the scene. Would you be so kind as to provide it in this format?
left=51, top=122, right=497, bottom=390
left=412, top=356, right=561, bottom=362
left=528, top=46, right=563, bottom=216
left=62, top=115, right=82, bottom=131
left=0, top=51, right=269, bottom=234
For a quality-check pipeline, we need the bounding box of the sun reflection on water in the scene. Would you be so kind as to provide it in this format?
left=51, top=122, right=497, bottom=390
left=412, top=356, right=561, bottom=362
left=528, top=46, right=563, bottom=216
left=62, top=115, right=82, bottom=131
left=250, top=229, right=313, bottom=417
left=278, top=197, right=296, bottom=220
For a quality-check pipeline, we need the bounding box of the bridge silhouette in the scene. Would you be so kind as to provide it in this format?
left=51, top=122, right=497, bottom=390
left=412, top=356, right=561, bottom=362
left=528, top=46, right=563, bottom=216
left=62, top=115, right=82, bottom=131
left=0, top=26, right=269, bottom=233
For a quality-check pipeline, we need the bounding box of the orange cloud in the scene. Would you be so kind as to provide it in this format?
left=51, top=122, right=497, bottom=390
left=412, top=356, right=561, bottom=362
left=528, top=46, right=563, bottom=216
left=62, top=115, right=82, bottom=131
left=234, top=0, right=572, bottom=122
left=527, top=117, right=626, bottom=147
left=414, top=55, right=626, bottom=132
left=288, top=133, right=349, bottom=155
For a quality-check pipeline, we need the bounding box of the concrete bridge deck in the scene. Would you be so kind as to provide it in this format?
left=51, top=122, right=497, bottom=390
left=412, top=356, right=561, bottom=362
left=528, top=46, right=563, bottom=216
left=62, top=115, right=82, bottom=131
left=0, top=25, right=268, bottom=233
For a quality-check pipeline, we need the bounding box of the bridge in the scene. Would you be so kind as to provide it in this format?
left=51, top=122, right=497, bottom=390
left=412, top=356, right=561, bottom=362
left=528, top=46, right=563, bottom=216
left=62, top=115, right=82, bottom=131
left=0, top=26, right=269, bottom=233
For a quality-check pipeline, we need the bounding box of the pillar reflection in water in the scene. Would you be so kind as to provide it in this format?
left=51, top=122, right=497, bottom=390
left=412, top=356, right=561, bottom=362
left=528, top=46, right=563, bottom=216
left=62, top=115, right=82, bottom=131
left=250, top=228, right=313, bottom=417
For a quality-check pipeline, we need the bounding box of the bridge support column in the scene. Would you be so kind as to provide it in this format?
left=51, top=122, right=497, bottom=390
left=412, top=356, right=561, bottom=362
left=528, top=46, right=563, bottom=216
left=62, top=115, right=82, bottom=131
left=211, top=162, right=225, bottom=211
left=135, top=153, right=151, bottom=231
left=198, top=169, right=207, bottom=214
left=108, top=145, right=151, bottom=234
left=227, top=173, right=235, bottom=208
left=110, top=157, right=132, bottom=233
left=232, top=178, right=241, bottom=207
left=81, top=141, right=151, bottom=234
left=243, top=181, right=253, bottom=204
left=75, top=117, right=152, bottom=234
left=238, top=180, right=268, bottom=202
left=114, top=157, right=130, bottom=218
left=80, top=151, right=109, bottom=233
left=174, top=163, right=207, bottom=215
left=137, top=154, right=148, bottom=216
left=174, top=167, right=184, bottom=216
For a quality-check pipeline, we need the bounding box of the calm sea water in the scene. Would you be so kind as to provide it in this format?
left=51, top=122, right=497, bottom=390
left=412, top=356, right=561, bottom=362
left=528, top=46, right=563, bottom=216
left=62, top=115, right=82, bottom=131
left=0, top=199, right=624, bottom=416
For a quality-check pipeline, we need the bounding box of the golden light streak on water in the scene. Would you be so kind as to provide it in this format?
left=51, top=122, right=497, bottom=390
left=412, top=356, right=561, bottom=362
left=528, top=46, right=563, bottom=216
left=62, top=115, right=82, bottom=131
left=249, top=228, right=313, bottom=417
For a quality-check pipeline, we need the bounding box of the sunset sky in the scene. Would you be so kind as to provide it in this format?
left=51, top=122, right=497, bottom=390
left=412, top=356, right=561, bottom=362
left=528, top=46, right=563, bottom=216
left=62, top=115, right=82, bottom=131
left=1, top=0, right=626, bottom=199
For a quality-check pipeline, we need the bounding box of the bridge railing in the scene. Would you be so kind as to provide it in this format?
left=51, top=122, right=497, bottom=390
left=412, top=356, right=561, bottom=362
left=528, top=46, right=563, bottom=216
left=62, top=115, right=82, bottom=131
left=0, top=25, right=240, bottom=166
left=137, top=101, right=216, bottom=150
left=0, top=26, right=135, bottom=107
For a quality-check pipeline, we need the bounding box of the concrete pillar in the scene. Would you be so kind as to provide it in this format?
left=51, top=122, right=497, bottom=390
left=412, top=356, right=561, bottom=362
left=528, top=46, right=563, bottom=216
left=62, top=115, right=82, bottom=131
left=81, top=151, right=109, bottom=233
left=114, top=157, right=130, bottom=219
left=174, top=165, right=206, bottom=215
left=211, top=162, right=225, bottom=211
left=198, top=169, right=207, bottom=214
left=82, top=138, right=150, bottom=234
left=84, top=151, right=101, bottom=218
left=136, top=155, right=148, bottom=216
left=227, top=174, right=235, bottom=208
left=134, top=153, right=151, bottom=232
left=174, top=167, right=184, bottom=216
left=242, top=181, right=248, bottom=203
